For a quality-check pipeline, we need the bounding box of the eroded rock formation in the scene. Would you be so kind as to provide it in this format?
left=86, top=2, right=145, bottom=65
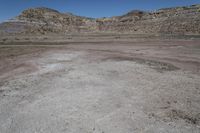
left=0, top=4, right=200, bottom=35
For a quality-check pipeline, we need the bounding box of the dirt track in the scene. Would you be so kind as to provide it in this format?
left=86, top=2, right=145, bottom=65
left=0, top=40, right=200, bottom=132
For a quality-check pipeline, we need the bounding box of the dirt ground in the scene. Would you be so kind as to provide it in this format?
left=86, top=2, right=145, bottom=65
left=0, top=39, right=200, bottom=133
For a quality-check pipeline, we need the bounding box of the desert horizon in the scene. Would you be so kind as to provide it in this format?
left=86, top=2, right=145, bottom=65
left=0, top=1, right=200, bottom=133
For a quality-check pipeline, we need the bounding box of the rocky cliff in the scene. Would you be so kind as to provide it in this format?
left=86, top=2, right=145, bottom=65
left=0, top=4, right=200, bottom=35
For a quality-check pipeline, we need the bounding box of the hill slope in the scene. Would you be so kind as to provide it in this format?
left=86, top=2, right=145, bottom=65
left=0, top=4, right=200, bottom=35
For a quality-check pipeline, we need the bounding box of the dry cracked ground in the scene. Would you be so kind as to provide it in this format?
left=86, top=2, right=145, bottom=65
left=0, top=39, right=200, bottom=133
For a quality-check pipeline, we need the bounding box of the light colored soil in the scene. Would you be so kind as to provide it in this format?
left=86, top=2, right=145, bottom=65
left=0, top=40, right=200, bottom=133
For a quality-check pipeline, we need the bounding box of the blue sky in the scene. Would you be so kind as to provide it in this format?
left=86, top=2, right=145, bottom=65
left=0, top=0, right=199, bottom=22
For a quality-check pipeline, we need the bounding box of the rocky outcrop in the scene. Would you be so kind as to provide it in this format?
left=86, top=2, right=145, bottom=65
left=98, top=4, right=200, bottom=34
left=0, top=4, right=200, bottom=35
left=13, top=7, right=96, bottom=34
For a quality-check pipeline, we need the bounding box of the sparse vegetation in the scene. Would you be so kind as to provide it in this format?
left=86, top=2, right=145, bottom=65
left=15, top=37, right=20, bottom=40
left=2, top=38, right=7, bottom=42
left=24, top=38, right=30, bottom=40
left=0, top=4, right=199, bottom=35
left=168, top=109, right=200, bottom=125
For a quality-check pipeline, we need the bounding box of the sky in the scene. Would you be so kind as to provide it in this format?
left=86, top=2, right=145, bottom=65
left=0, top=0, right=199, bottom=22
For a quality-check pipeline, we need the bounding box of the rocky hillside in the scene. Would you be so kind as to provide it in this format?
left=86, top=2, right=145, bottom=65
left=0, top=4, right=200, bottom=35
left=98, top=4, right=200, bottom=34
left=0, top=7, right=97, bottom=34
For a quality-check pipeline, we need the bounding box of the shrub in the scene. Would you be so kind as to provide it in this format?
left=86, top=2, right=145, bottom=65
left=2, top=38, right=7, bottom=42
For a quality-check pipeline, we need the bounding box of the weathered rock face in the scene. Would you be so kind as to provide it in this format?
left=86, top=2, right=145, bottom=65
left=13, top=7, right=97, bottom=34
left=0, top=5, right=200, bottom=35
left=97, top=4, right=200, bottom=34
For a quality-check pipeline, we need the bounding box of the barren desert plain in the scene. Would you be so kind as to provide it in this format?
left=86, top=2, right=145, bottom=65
left=0, top=4, right=200, bottom=133
left=0, top=34, right=200, bottom=133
